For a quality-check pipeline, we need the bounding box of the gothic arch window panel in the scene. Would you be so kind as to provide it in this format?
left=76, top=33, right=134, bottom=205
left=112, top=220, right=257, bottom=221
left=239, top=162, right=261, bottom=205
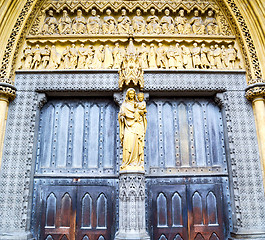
left=157, top=193, right=168, bottom=227
left=192, top=192, right=203, bottom=225
left=45, top=193, right=57, bottom=228
left=81, top=193, right=92, bottom=229
left=35, top=98, right=118, bottom=175
left=146, top=98, right=227, bottom=174
left=207, top=191, right=218, bottom=226
left=172, top=192, right=183, bottom=227
left=174, top=234, right=184, bottom=240
left=60, top=193, right=72, bottom=227
left=96, top=193, right=107, bottom=229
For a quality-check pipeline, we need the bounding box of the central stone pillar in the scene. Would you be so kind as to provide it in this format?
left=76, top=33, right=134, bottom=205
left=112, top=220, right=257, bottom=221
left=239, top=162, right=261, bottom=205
left=115, top=172, right=150, bottom=240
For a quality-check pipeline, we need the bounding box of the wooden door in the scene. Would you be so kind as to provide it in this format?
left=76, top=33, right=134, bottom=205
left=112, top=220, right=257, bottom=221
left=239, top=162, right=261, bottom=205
left=41, top=186, right=77, bottom=240
left=151, top=182, right=224, bottom=240
left=76, top=186, right=114, bottom=240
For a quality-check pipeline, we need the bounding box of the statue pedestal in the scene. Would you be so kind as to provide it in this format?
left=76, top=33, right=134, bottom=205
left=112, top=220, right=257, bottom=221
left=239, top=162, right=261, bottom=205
left=114, top=172, right=150, bottom=240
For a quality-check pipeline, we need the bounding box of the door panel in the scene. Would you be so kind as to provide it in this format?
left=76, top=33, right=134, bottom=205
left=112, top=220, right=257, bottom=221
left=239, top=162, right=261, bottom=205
left=76, top=186, right=114, bottom=240
left=151, top=183, right=225, bottom=240
left=151, top=185, right=188, bottom=240
left=41, top=186, right=76, bottom=240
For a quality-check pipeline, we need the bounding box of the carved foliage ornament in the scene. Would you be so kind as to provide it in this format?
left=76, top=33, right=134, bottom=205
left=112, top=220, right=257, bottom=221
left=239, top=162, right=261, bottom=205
left=245, top=83, right=265, bottom=101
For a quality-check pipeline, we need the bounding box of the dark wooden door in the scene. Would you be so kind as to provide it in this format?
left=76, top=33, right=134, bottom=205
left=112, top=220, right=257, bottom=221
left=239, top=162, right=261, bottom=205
left=41, top=186, right=77, bottom=240
left=39, top=185, right=113, bottom=240
left=151, top=183, right=224, bottom=240
left=76, top=186, right=114, bottom=240
left=151, top=185, right=188, bottom=240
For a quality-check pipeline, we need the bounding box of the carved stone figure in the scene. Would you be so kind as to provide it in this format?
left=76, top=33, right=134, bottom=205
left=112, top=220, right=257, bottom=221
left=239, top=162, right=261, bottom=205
left=77, top=44, right=87, bottom=69
left=41, top=45, right=51, bottom=69
left=227, top=44, right=237, bottom=69
left=104, top=45, right=113, bottom=69
left=132, top=9, right=146, bottom=34
left=208, top=45, right=215, bottom=69
left=118, top=88, right=147, bottom=172
left=182, top=45, right=192, bottom=69
left=201, top=43, right=210, bottom=69
left=85, top=45, right=94, bottom=69
left=148, top=43, right=157, bottom=68
left=138, top=43, right=149, bottom=69
left=146, top=8, right=161, bottom=34
left=92, top=45, right=104, bottom=68
left=214, top=44, right=222, bottom=69
left=156, top=43, right=167, bottom=69
left=42, top=10, right=59, bottom=34
left=61, top=46, right=71, bottom=69
left=72, top=9, right=86, bottom=34
left=58, top=10, right=72, bottom=34
left=174, top=43, right=183, bottom=69
left=22, top=45, right=33, bottom=69
left=87, top=9, right=101, bottom=34
left=192, top=42, right=201, bottom=69
left=167, top=45, right=176, bottom=69
left=103, top=9, right=117, bottom=34
left=31, top=44, right=41, bottom=69
left=221, top=45, right=228, bottom=68
left=161, top=9, right=175, bottom=34
left=48, top=45, right=60, bottom=69
left=175, top=9, right=191, bottom=34
left=190, top=10, right=205, bottom=34
left=69, top=44, right=78, bottom=69
left=113, top=43, right=123, bottom=69
left=205, top=10, right=219, bottom=35
left=118, top=9, right=131, bottom=34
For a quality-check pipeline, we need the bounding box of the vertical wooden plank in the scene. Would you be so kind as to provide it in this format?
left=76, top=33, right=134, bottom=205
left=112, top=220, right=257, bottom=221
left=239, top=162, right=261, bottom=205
left=57, top=104, right=70, bottom=167
left=103, top=103, right=116, bottom=168
left=72, top=103, right=85, bottom=168
left=162, top=102, right=175, bottom=167
left=178, top=102, right=190, bottom=166
left=146, top=101, right=159, bottom=167
left=88, top=103, right=100, bottom=168
left=192, top=102, right=206, bottom=166
left=39, top=104, right=55, bottom=168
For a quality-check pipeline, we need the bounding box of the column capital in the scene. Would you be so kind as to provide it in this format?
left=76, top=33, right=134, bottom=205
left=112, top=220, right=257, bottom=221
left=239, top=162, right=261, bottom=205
left=245, top=82, right=265, bottom=101
left=0, top=82, right=16, bottom=102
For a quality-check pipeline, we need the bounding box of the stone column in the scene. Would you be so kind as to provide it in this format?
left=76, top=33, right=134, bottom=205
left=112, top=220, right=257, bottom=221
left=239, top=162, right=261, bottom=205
left=246, top=83, right=265, bottom=188
left=115, top=172, right=150, bottom=240
left=0, top=82, right=16, bottom=167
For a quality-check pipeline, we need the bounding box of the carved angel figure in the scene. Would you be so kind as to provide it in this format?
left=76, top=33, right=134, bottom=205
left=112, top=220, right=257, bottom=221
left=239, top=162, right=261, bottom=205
left=102, top=9, right=117, bottom=34
left=146, top=8, right=161, bottom=34
left=118, top=9, right=131, bottom=34
left=192, top=42, right=201, bottom=69
left=87, top=9, right=101, bottom=34
left=58, top=10, right=72, bottom=34
left=132, top=9, right=146, bottom=34
left=190, top=10, right=205, bottom=35
left=31, top=44, right=42, bottom=69
left=175, top=9, right=191, bottom=34
left=72, top=9, right=86, bottom=34
left=41, top=45, right=51, bottom=69
left=42, top=10, right=59, bottom=34
left=204, top=10, right=219, bottom=35
left=201, top=43, right=210, bottom=69
left=156, top=43, right=168, bottom=69
left=161, top=9, right=175, bottom=34
left=118, top=88, right=147, bottom=172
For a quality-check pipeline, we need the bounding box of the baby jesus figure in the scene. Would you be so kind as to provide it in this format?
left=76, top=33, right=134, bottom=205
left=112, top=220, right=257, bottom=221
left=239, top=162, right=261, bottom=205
left=135, top=92, right=147, bottom=133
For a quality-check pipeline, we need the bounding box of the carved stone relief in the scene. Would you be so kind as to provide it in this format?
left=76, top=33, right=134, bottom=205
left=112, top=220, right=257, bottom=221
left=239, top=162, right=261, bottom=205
left=19, top=41, right=242, bottom=71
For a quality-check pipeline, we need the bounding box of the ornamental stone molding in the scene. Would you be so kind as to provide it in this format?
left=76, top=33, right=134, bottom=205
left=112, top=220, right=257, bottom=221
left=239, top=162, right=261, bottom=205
left=0, top=82, right=17, bottom=101
left=245, top=82, right=265, bottom=101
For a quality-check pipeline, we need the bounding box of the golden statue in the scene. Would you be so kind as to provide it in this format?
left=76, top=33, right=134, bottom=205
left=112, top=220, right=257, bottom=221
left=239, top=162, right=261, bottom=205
left=72, top=9, right=87, bottom=34
left=132, top=9, right=146, bottom=34
left=161, top=9, right=175, bottom=34
left=117, top=9, right=131, bottom=34
left=118, top=89, right=147, bottom=172
left=87, top=9, right=101, bottom=34
left=102, top=9, right=117, bottom=34
left=146, top=8, right=161, bottom=34
left=190, top=10, right=205, bottom=35
left=42, top=10, right=58, bottom=34
left=205, top=10, right=219, bottom=35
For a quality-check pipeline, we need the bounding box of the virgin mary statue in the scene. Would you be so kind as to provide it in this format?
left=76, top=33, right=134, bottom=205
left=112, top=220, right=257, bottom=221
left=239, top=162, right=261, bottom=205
left=118, top=88, right=147, bottom=172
